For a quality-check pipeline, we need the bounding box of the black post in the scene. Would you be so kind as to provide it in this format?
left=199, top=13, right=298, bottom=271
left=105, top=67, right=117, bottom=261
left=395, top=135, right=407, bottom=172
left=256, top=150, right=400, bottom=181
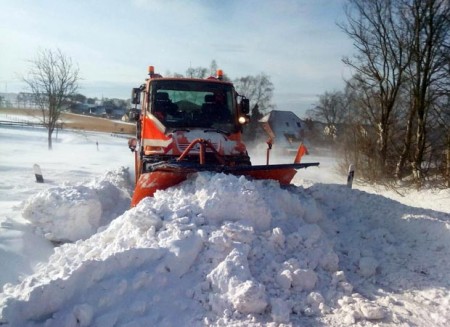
left=33, top=164, right=44, bottom=183
left=347, top=164, right=354, bottom=188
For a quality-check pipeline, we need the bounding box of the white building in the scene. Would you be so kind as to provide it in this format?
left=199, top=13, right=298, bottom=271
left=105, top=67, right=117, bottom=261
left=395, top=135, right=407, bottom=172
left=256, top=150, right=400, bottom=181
left=259, top=110, right=305, bottom=153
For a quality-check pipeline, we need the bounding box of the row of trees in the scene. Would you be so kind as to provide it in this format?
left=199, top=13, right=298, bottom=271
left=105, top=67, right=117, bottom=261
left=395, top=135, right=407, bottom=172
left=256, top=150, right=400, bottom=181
left=308, top=0, right=450, bottom=187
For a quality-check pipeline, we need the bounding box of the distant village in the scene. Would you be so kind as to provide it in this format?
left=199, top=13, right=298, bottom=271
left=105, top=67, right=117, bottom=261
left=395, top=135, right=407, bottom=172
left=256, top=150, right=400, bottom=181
left=69, top=101, right=127, bottom=120
left=0, top=92, right=128, bottom=120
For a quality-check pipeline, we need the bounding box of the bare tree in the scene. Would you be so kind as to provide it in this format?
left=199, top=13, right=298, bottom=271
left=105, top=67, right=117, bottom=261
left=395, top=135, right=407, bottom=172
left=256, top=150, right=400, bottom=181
left=404, top=0, right=450, bottom=184
left=231, top=74, right=274, bottom=143
left=172, top=60, right=229, bottom=80
left=233, top=73, right=274, bottom=114
left=339, top=0, right=450, bottom=185
left=186, top=66, right=208, bottom=79
left=307, top=90, right=349, bottom=128
left=23, top=49, right=80, bottom=149
left=209, top=60, right=218, bottom=76
left=340, top=0, right=410, bottom=174
left=432, top=97, right=450, bottom=187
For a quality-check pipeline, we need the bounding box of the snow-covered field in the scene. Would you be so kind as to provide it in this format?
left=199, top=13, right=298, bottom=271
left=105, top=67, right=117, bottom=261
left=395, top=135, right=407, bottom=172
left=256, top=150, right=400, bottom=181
left=0, top=125, right=449, bottom=326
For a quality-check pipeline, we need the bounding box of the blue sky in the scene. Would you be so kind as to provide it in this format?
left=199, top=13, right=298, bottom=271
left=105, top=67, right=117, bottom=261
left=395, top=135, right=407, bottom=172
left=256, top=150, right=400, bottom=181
left=0, top=0, right=354, bottom=117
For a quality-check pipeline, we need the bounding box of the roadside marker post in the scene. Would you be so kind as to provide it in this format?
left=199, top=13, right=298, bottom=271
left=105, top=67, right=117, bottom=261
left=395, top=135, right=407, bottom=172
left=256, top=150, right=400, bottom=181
left=347, top=164, right=354, bottom=188
left=33, top=164, right=44, bottom=183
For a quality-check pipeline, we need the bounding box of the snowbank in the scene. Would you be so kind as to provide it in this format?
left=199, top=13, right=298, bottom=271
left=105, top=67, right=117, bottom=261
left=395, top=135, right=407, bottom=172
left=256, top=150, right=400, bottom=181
left=1, top=172, right=449, bottom=326
left=21, top=167, right=132, bottom=242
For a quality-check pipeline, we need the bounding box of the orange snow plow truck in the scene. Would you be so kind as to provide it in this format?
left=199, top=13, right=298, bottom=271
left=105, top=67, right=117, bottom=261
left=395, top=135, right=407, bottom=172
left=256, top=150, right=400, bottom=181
left=128, top=66, right=319, bottom=206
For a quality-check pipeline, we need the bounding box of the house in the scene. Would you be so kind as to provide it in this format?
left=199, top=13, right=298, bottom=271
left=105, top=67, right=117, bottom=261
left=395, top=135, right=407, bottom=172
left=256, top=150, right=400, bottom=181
left=89, top=106, right=106, bottom=117
left=109, top=107, right=126, bottom=119
left=69, top=103, right=89, bottom=114
left=259, top=110, right=305, bottom=153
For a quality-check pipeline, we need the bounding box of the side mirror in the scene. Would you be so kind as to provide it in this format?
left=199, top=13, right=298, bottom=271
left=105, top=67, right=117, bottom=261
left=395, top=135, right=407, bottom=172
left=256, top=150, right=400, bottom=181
left=128, top=108, right=141, bottom=122
left=240, top=98, right=250, bottom=114
left=131, top=88, right=141, bottom=105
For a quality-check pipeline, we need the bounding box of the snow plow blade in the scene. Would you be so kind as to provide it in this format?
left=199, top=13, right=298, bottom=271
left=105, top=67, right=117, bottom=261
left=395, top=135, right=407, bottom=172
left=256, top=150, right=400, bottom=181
left=131, top=162, right=319, bottom=206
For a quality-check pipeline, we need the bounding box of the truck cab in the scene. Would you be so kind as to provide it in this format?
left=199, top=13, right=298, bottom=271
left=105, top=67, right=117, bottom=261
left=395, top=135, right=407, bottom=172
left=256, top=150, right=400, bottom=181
left=130, top=67, right=251, bottom=182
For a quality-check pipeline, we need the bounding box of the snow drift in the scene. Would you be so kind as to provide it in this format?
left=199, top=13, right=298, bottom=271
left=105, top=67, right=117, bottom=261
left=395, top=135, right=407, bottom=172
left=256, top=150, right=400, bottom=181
left=1, top=171, right=449, bottom=326
left=21, top=167, right=132, bottom=242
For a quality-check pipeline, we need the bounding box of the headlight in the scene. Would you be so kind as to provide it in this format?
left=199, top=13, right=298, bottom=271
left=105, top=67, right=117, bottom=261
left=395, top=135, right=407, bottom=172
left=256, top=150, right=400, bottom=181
left=238, top=116, right=247, bottom=124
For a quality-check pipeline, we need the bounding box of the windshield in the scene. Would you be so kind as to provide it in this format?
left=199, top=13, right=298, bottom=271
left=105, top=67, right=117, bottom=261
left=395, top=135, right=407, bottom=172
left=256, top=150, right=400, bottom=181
left=150, top=80, right=235, bottom=130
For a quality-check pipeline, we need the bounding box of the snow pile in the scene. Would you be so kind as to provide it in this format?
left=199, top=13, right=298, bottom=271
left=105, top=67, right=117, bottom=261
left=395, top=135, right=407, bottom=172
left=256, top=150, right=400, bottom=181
left=21, top=167, right=132, bottom=242
left=0, top=173, right=341, bottom=326
left=0, top=158, right=449, bottom=327
left=1, top=171, right=449, bottom=326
